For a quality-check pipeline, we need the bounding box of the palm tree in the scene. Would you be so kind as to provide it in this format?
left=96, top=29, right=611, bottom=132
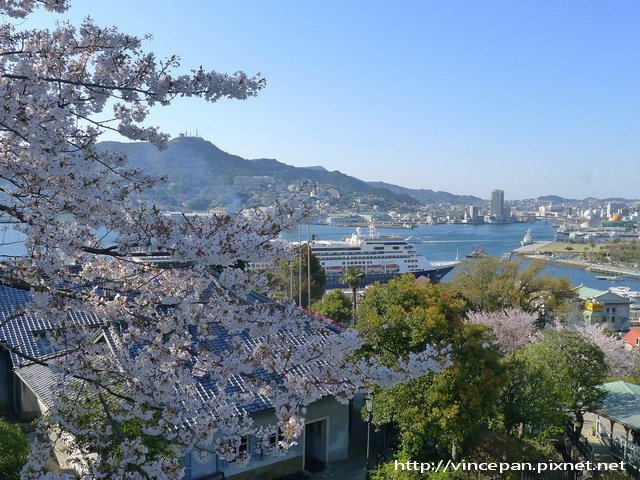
left=340, top=267, right=366, bottom=321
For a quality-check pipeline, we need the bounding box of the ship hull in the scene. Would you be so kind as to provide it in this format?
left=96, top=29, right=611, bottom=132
left=325, top=265, right=456, bottom=289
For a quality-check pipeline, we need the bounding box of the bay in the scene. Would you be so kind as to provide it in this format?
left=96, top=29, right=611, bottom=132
left=2, top=220, right=632, bottom=293
left=305, top=221, right=630, bottom=292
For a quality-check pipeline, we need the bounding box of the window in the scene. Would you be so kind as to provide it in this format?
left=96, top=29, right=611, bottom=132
left=33, top=332, right=57, bottom=355
left=228, top=436, right=248, bottom=463
left=612, top=307, right=616, bottom=313
left=269, top=429, right=285, bottom=448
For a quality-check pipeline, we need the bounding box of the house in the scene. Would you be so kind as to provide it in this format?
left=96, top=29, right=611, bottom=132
left=622, top=327, right=640, bottom=349
left=0, top=283, right=353, bottom=479
left=577, top=286, right=631, bottom=332
left=0, top=284, right=101, bottom=421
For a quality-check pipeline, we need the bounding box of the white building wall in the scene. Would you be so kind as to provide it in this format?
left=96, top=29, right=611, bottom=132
left=187, top=396, right=349, bottom=480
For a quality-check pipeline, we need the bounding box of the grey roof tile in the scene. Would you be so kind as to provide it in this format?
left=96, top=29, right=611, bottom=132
left=1, top=282, right=344, bottom=417
left=0, top=285, right=101, bottom=367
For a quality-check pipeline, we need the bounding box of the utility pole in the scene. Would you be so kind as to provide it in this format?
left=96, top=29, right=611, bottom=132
left=298, top=225, right=302, bottom=306
left=289, top=230, right=293, bottom=300
left=307, top=224, right=311, bottom=308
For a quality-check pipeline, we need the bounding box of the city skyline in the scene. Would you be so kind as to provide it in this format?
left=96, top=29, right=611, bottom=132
left=26, top=1, right=640, bottom=199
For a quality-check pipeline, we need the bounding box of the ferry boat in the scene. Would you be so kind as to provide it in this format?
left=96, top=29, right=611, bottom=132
left=308, top=226, right=458, bottom=289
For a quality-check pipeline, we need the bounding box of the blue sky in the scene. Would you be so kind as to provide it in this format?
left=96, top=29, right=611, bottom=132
left=26, top=1, right=640, bottom=199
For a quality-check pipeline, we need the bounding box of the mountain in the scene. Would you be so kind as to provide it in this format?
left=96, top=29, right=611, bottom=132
left=533, top=195, right=637, bottom=203
left=97, top=136, right=421, bottom=209
left=367, top=181, right=483, bottom=205
left=534, top=195, right=578, bottom=203
left=303, top=166, right=328, bottom=172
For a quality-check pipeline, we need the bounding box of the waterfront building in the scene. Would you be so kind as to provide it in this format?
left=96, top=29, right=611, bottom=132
left=467, top=205, right=482, bottom=224
left=491, top=189, right=505, bottom=222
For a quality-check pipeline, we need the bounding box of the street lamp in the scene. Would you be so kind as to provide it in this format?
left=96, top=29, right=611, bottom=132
left=365, top=394, right=374, bottom=469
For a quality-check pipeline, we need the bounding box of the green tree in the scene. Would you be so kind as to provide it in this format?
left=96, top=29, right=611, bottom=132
left=311, top=289, right=353, bottom=324
left=0, top=417, right=29, bottom=480
left=52, top=385, right=180, bottom=477
left=268, top=247, right=326, bottom=307
left=371, top=460, right=465, bottom=480
left=520, top=329, right=607, bottom=440
left=357, top=275, right=506, bottom=460
left=499, top=356, right=565, bottom=438
left=340, top=267, right=366, bottom=316
left=448, top=257, right=575, bottom=319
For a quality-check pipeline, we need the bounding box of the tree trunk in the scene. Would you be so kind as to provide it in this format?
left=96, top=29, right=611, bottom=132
left=574, top=410, right=585, bottom=441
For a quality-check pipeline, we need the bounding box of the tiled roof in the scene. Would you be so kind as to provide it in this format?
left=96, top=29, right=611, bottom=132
left=2, top=281, right=345, bottom=418
left=623, top=327, right=640, bottom=348
left=99, top=318, right=339, bottom=418
left=0, top=284, right=101, bottom=367
left=14, top=362, right=55, bottom=409
left=597, top=381, right=640, bottom=429
left=577, top=286, right=606, bottom=300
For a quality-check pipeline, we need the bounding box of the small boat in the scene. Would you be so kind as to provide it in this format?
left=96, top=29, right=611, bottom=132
left=367, top=265, right=385, bottom=272
left=405, top=236, right=422, bottom=244
left=326, top=266, right=344, bottom=273
left=521, top=229, right=534, bottom=247
left=385, top=264, right=400, bottom=273
left=466, top=245, right=487, bottom=259
left=609, top=286, right=640, bottom=299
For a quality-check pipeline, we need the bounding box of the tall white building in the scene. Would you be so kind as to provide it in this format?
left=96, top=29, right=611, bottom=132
left=491, top=189, right=505, bottom=221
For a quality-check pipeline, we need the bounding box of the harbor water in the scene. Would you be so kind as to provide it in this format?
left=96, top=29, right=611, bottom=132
left=1, top=221, right=634, bottom=292
left=306, top=221, right=632, bottom=292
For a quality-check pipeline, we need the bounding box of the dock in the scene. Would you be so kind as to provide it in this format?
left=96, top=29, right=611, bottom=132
left=516, top=254, right=640, bottom=281
left=586, top=265, right=640, bottom=280
left=511, top=241, right=553, bottom=255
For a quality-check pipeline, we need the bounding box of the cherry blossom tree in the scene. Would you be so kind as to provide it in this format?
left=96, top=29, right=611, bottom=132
left=0, top=2, right=448, bottom=478
left=467, top=308, right=639, bottom=377
left=466, top=308, right=538, bottom=354
left=574, top=324, right=639, bottom=377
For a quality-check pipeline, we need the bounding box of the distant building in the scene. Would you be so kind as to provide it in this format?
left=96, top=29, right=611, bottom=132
left=490, top=189, right=505, bottom=222
left=466, top=205, right=483, bottom=224
left=607, top=202, right=622, bottom=219
left=233, top=176, right=276, bottom=189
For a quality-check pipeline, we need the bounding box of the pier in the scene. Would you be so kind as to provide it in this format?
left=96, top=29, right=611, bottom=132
left=586, top=265, right=640, bottom=281
left=514, top=253, right=640, bottom=282
left=511, top=241, right=553, bottom=255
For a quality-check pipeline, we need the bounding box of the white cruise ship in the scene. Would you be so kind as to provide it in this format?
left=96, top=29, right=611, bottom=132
left=308, top=226, right=458, bottom=288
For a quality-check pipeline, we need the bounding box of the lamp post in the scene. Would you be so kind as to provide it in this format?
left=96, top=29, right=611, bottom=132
left=365, top=394, right=374, bottom=473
